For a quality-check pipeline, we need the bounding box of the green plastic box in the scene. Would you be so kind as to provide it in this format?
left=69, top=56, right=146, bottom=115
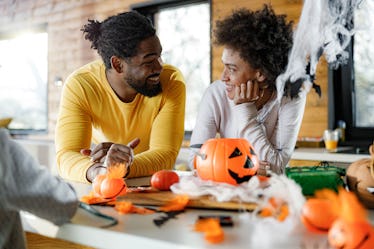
left=286, top=165, right=346, bottom=196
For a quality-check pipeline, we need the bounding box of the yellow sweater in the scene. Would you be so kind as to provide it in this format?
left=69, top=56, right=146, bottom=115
left=55, top=60, right=186, bottom=183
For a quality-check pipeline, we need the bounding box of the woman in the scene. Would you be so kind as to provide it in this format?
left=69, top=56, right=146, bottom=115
left=190, top=5, right=309, bottom=174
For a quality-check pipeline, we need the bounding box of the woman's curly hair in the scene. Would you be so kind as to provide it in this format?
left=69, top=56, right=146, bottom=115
left=214, top=5, right=293, bottom=85
left=81, top=11, right=156, bottom=69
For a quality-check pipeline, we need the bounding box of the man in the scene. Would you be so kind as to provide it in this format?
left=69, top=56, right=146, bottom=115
left=0, top=128, right=78, bottom=249
left=56, top=11, right=186, bottom=183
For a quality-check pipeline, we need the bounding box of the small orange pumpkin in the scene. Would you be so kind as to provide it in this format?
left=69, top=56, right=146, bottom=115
left=92, top=174, right=107, bottom=196
left=100, top=177, right=127, bottom=199
left=92, top=174, right=127, bottom=199
left=327, top=188, right=374, bottom=249
left=328, top=219, right=374, bottom=249
left=92, top=164, right=127, bottom=199
left=301, top=198, right=338, bottom=233
left=194, top=138, right=259, bottom=185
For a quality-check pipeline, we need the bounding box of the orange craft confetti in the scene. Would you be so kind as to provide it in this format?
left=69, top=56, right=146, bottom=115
left=80, top=191, right=116, bottom=205
left=114, top=201, right=133, bottom=213
left=107, top=163, right=127, bottom=179
left=277, top=204, right=289, bottom=222
left=114, top=201, right=155, bottom=215
left=194, top=218, right=224, bottom=244
left=259, top=207, right=273, bottom=218
left=158, top=195, right=189, bottom=212
left=258, top=197, right=289, bottom=222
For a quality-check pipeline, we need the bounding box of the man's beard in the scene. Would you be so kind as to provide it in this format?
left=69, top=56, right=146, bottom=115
left=127, top=76, right=162, bottom=97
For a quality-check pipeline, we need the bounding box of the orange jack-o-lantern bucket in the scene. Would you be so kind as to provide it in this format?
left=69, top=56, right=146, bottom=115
left=194, top=138, right=259, bottom=185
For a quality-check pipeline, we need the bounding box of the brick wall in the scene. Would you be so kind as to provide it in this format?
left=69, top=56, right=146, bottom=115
left=0, top=0, right=327, bottom=139
left=0, top=0, right=141, bottom=137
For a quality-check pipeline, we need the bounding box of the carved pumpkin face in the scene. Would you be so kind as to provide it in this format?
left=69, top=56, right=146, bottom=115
left=328, top=219, right=374, bottom=249
left=194, top=138, right=259, bottom=185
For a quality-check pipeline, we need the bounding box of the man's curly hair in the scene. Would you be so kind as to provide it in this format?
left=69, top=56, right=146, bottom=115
left=214, top=5, right=293, bottom=86
left=81, top=11, right=156, bottom=69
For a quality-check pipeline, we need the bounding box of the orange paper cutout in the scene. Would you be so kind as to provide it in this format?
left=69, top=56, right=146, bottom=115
left=80, top=191, right=116, bottom=205
left=158, top=195, right=189, bottom=212
left=259, top=197, right=289, bottom=221
left=194, top=218, right=224, bottom=244
left=107, top=163, right=126, bottom=178
left=114, top=201, right=155, bottom=215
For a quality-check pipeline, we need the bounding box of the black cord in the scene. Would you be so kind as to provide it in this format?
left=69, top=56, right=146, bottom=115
left=78, top=202, right=118, bottom=228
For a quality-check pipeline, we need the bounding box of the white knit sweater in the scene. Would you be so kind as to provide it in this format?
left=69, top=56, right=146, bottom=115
left=190, top=80, right=308, bottom=174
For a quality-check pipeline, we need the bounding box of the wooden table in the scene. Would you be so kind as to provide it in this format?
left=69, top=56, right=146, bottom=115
left=22, top=175, right=374, bottom=249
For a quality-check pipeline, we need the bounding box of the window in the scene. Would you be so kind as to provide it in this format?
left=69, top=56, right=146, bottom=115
left=329, top=0, right=374, bottom=149
left=132, top=0, right=211, bottom=138
left=0, top=26, right=48, bottom=135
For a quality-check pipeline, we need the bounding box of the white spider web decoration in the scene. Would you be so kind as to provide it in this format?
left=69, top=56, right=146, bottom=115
left=276, top=0, right=364, bottom=101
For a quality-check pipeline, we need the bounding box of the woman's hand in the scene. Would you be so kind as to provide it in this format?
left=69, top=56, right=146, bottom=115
left=257, top=161, right=271, bottom=176
left=233, top=80, right=261, bottom=105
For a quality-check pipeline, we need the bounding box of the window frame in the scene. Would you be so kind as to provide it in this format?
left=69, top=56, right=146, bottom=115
left=328, top=40, right=374, bottom=148
left=0, top=24, right=49, bottom=135
left=131, top=0, right=212, bottom=140
left=131, top=0, right=211, bottom=23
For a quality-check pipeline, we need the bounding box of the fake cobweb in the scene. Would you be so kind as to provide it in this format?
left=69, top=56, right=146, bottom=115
left=171, top=172, right=305, bottom=214
left=275, top=0, right=364, bottom=101
left=171, top=172, right=315, bottom=247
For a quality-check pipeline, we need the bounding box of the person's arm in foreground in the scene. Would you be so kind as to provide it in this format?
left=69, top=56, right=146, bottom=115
left=0, top=128, right=78, bottom=224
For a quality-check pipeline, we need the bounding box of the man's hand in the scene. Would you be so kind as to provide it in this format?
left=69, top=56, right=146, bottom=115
left=233, top=80, right=261, bottom=105
left=81, top=142, right=114, bottom=164
left=104, top=138, right=140, bottom=167
left=84, top=138, right=140, bottom=182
